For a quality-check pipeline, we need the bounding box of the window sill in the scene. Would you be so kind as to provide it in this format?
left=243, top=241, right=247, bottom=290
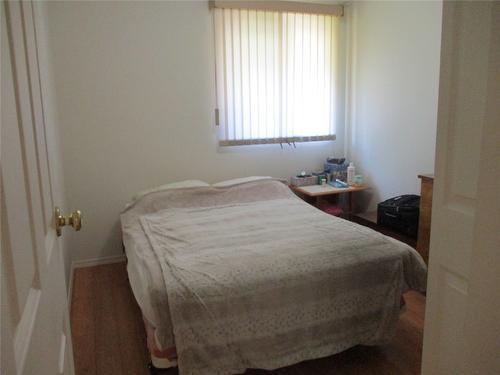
left=218, top=135, right=336, bottom=147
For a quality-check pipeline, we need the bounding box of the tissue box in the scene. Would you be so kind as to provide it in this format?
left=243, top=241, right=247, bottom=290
left=324, top=161, right=349, bottom=182
left=290, top=175, right=318, bottom=187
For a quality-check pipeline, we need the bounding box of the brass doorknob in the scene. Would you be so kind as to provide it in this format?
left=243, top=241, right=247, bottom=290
left=55, top=207, right=82, bottom=237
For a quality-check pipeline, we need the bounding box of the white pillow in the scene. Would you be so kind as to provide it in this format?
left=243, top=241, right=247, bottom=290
left=212, top=176, right=273, bottom=187
left=123, top=180, right=210, bottom=211
left=132, top=180, right=210, bottom=201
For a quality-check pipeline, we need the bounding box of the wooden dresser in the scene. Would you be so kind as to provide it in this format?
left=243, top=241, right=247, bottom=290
left=417, top=174, right=434, bottom=264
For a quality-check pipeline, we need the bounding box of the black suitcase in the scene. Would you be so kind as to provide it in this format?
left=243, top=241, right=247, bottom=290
left=377, top=195, right=420, bottom=237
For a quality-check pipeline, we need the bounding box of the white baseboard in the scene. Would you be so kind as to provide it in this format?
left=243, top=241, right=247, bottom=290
left=356, top=210, right=378, bottom=223
left=67, top=265, right=75, bottom=303
left=72, top=254, right=126, bottom=269
left=67, top=254, right=126, bottom=303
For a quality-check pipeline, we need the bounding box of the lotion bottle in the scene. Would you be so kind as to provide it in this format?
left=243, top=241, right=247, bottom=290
left=347, top=162, right=355, bottom=185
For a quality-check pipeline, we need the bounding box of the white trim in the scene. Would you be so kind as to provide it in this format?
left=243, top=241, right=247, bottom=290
left=67, top=254, right=126, bottom=303
left=67, top=264, right=75, bottom=303
left=219, top=135, right=336, bottom=146
left=356, top=211, right=377, bottom=223
left=210, top=1, right=344, bottom=17
left=72, top=254, right=126, bottom=269
left=58, top=332, right=66, bottom=374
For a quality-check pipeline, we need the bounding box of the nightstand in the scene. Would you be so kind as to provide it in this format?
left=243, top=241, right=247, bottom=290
left=290, top=184, right=370, bottom=219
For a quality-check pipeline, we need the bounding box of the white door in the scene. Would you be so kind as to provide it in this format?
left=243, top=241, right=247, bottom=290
left=422, top=2, right=500, bottom=375
left=1, top=1, right=75, bottom=374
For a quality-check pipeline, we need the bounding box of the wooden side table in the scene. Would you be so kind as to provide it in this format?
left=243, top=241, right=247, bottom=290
left=290, top=184, right=369, bottom=219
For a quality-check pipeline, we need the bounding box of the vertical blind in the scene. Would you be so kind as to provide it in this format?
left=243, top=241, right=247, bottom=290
left=214, top=7, right=341, bottom=146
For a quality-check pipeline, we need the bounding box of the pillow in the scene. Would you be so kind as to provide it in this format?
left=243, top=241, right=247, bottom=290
left=132, top=180, right=210, bottom=201
left=123, top=180, right=210, bottom=211
left=212, top=176, right=273, bottom=187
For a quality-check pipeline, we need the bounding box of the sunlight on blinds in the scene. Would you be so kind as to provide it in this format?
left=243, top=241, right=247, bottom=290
left=214, top=8, right=340, bottom=146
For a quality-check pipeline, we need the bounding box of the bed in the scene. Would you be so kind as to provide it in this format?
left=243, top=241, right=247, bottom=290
left=120, top=177, right=427, bottom=375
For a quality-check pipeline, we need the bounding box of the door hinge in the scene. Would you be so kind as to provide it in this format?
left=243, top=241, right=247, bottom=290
left=215, top=108, right=220, bottom=126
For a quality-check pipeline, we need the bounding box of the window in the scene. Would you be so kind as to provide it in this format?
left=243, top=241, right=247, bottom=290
left=213, top=2, right=343, bottom=146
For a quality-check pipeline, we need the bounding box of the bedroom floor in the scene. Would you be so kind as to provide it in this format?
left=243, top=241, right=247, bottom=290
left=71, top=219, right=425, bottom=375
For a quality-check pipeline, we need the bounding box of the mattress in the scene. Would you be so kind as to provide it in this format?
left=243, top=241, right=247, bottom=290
left=121, top=179, right=427, bottom=375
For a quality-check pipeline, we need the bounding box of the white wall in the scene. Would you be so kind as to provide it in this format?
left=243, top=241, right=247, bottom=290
left=45, top=1, right=346, bottom=262
left=347, top=1, right=442, bottom=212
left=45, top=0, right=441, bottom=262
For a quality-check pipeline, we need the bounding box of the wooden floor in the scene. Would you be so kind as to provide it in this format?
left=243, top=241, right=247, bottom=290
left=71, top=267, right=425, bottom=375
left=71, top=262, right=149, bottom=375
left=71, top=218, right=425, bottom=375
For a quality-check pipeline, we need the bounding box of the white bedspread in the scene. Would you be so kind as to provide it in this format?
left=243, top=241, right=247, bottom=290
left=122, top=179, right=426, bottom=375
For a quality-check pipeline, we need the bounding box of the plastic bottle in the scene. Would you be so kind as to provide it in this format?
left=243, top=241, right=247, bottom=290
left=347, top=162, right=355, bottom=185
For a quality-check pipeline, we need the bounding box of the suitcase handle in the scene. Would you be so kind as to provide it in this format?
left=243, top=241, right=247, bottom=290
left=384, top=212, right=398, bottom=218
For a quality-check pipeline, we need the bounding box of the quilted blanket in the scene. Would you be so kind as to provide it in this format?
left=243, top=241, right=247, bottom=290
left=137, top=181, right=426, bottom=375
